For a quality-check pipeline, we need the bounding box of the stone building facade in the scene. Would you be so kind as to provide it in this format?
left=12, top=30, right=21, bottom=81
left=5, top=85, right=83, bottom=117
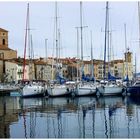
left=0, top=28, right=17, bottom=60
left=5, top=60, right=29, bottom=82
left=0, top=28, right=17, bottom=82
left=0, top=59, right=4, bottom=82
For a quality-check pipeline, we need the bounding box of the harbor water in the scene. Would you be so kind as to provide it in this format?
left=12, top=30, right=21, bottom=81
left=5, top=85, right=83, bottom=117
left=0, top=93, right=140, bottom=138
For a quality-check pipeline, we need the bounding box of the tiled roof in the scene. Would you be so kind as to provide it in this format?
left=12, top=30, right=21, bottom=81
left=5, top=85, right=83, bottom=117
left=111, top=59, right=124, bottom=63
left=34, top=61, right=47, bottom=65
left=0, top=28, right=8, bottom=32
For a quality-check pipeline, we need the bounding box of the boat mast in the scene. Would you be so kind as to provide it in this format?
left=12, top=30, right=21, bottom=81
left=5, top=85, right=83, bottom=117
left=27, top=4, right=33, bottom=81
left=45, top=38, right=48, bottom=80
left=58, top=28, right=63, bottom=77
left=51, top=2, right=59, bottom=81
left=58, top=28, right=61, bottom=64
left=109, top=31, right=114, bottom=76
left=76, top=27, right=80, bottom=82
left=79, top=2, right=87, bottom=80
left=55, top=2, right=59, bottom=67
left=28, top=8, right=31, bottom=74
left=103, top=1, right=109, bottom=80
left=135, top=53, right=137, bottom=81
left=124, top=23, right=128, bottom=79
left=138, top=2, right=140, bottom=48
left=136, top=1, right=140, bottom=80
left=30, top=35, right=34, bottom=60
left=90, top=30, right=94, bottom=78
left=45, top=38, right=48, bottom=63
left=107, top=2, right=110, bottom=76
left=22, top=3, right=29, bottom=81
left=55, top=2, right=62, bottom=79
left=80, top=1, right=83, bottom=61
left=30, top=34, right=34, bottom=80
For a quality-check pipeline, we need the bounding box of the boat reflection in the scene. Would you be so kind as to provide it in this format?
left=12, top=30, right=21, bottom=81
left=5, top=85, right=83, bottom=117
left=1, top=96, right=140, bottom=138
left=127, top=96, right=140, bottom=105
left=17, top=96, right=125, bottom=138
left=0, top=96, right=21, bottom=138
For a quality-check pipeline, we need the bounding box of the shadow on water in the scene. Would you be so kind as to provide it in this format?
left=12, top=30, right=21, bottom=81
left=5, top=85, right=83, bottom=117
left=1, top=95, right=140, bottom=138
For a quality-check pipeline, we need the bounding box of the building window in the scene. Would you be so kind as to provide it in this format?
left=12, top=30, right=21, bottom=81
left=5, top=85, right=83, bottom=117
left=0, top=53, right=4, bottom=59
left=3, top=39, right=5, bottom=45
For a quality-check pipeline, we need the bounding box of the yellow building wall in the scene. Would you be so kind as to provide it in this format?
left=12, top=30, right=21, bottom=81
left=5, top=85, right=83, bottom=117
left=83, top=64, right=90, bottom=75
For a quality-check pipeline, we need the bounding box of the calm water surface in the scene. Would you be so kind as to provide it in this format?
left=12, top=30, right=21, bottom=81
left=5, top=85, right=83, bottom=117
left=0, top=94, right=140, bottom=138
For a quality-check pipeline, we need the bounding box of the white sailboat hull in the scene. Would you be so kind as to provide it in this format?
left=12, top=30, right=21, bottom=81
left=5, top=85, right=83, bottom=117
left=47, top=85, right=70, bottom=97
left=22, top=85, right=45, bottom=97
left=97, top=85, right=123, bottom=96
left=0, top=84, right=19, bottom=92
left=75, top=83, right=96, bottom=96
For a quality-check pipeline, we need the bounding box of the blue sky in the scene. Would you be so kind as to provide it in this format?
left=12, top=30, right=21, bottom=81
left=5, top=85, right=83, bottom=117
left=0, top=1, right=140, bottom=70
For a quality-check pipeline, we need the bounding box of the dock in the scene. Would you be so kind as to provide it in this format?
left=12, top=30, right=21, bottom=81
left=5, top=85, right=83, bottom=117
left=0, top=85, right=20, bottom=96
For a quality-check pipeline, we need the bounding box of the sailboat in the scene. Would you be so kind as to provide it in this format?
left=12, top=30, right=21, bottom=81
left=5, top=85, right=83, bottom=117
left=74, top=2, right=97, bottom=96
left=47, top=2, right=71, bottom=97
left=97, top=2, right=124, bottom=96
left=127, top=2, right=140, bottom=97
left=22, top=3, right=46, bottom=97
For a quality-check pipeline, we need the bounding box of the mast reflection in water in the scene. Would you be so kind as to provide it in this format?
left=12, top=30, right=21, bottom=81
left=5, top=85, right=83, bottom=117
left=1, top=95, right=140, bottom=138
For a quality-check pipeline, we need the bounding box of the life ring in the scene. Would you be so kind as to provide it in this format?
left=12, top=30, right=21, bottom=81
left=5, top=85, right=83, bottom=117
left=50, top=84, right=53, bottom=88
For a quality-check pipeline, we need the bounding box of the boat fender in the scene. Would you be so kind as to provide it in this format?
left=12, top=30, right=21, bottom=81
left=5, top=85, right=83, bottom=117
left=96, top=89, right=100, bottom=98
left=50, top=84, right=53, bottom=88
left=122, top=88, right=125, bottom=93
left=41, top=88, right=43, bottom=92
left=67, top=88, right=69, bottom=92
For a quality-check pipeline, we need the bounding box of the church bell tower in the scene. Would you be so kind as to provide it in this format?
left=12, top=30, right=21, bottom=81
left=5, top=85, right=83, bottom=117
left=0, top=28, right=8, bottom=49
